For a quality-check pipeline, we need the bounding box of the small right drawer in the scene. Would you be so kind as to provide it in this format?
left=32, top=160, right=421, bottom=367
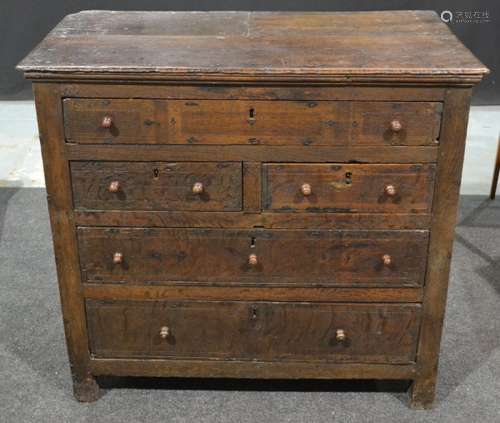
left=263, top=163, right=436, bottom=213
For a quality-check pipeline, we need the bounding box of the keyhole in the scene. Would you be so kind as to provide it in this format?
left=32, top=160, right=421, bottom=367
left=252, top=307, right=258, bottom=319
left=250, top=237, right=256, bottom=248
left=249, top=108, right=255, bottom=119
left=345, top=172, right=352, bottom=185
left=153, top=168, right=160, bottom=179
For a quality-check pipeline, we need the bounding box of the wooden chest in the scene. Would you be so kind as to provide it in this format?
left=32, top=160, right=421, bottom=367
left=18, top=10, right=488, bottom=408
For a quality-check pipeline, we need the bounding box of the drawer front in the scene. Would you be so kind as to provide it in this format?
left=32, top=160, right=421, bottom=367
left=264, top=163, right=435, bottom=213
left=169, top=100, right=344, bottom=146
left=63, top=98, right=441, bottom=146
left=87, top=300, right=421, bottom=363
left=78, top=228, right=428, bottom=287
left=64, top=98, right=169, bottom=144
left=71, top=161, right=242, bottom=211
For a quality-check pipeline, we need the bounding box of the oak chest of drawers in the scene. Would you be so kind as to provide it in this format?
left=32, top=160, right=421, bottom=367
left=18, top=10, right=488, bottom=408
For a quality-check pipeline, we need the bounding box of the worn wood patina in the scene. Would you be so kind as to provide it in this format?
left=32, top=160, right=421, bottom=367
left=18, top=10, right=488, bottom=408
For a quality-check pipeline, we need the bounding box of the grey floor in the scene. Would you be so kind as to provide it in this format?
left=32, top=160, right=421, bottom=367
left=1, top=188, right=499, bottom=423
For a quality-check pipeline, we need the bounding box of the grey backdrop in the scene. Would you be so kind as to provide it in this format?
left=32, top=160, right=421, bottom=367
left=1, top=0, right=497, bottom=104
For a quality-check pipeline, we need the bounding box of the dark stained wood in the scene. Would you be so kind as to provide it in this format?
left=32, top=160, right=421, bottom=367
left=264, top=163, right=435, bottom=213
left=66, top=144, right=439, bottom=163
left=74, top=210, right=432, bottom=230
left=17, top=11, right=488, bottom=84
left=90, top=359, right=417, bottom=380
left=32, top=83, right=98, bottom=401
left=64, top=98, right=169, bottom=144
left=20, top=11, right=487, bottom=407
left=410, top=88, right=473, bottom=409
left=64, top=98, right=441, bottom=146
left=170, top=99, right=347, bottom=146
left=171, top=100, right=442, bottom=146
left=83, top=284, right=424, bottom=303
left=78, top=228, right=429, bottom=287
left=71, top=161, right=242, bottom=211
left=350, top=102, right=442, bottom=146
left=60, top=84, right=447, bottom=101
left=243, top=162, right=262, bottom=212
left=87, top=300, right=421, bottom=364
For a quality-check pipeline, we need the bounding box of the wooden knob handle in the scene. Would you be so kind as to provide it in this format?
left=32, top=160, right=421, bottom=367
left=390, top=119, right=402, bottom=132
left=301, top=183, right=312, bottom=196
left=336, top=329, right=346, bottom=342
left=108, top=180, right=120, bottom=193
left=382, top=254, right=392, bottom=266
left=159, top=326, right=170, bottom=339
left=384, top=184, right=396, bottom=196
left=112, top=252, right=123, bottom=264
left=192, top=182, right=204, bottom=194
left=101, top=115, right=113, bottom=129
left=248, top=254, right=258, bottom=266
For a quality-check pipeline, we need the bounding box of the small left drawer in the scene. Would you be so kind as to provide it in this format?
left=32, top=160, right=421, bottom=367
left=70, top=161, right=242, bottom=211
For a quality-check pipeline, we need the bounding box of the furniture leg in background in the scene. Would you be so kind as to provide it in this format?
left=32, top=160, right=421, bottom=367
left=490, top=136, right=500, bottom=200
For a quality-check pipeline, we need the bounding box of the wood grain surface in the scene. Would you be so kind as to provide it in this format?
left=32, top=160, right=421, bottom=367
left=17, top=11, right=488, bottom=84
left=71, top=161, right=242, bottom=211
left=78, top=228, right=429, bottom=287
left=87, top=300, right=421, bottom=363
left=264, top=163, right=435, bottom=213
left=64, top=98, right=442, bottom=146
left=18, top=10, right=487, bottom=407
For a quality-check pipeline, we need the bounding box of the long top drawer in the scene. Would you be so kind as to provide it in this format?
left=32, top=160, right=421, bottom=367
left=63, top=98, right=442, bottom=146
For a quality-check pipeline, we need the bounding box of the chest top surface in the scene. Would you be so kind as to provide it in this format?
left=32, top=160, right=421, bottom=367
left=17, top=10, right=487, bottom=84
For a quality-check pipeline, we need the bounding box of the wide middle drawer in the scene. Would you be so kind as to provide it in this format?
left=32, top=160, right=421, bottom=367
left=78, top=228, right=429, bottom=287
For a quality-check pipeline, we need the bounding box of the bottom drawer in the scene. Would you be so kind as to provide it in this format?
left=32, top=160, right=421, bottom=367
left=86, top=300, right=421, bottom=364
